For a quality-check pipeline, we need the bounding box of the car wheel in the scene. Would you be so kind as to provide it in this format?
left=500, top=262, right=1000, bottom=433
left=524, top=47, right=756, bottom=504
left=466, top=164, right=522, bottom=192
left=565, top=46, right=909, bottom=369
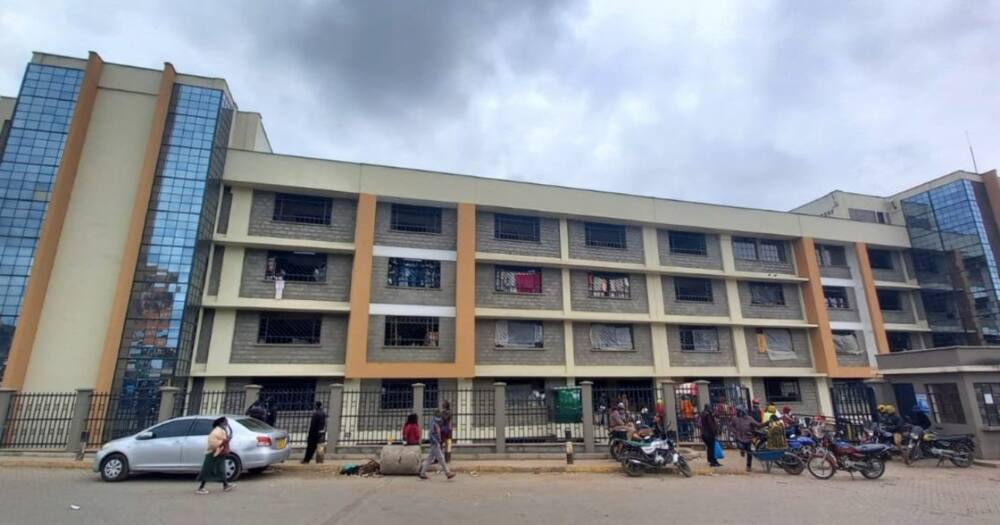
left=224, top=454, right=242, bottom=482
left=100, top=454, right=129, bottom=482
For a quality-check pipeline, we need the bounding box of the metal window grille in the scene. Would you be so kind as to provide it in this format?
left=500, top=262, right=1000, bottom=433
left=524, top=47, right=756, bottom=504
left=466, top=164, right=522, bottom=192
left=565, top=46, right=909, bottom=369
left=584, top=222, right=626, bottom=249
left=266, top=250, right=327, bottom=282
left=674, top=277, right=713, bottom=302
left=0, top=392, right=77, bottom=449
left=668, top=231, right=707, bottom=255
left=495, top=320, right=544, bottom=348
left=387, top=258, right=441, bottom=288
left=384, top=316, right=440, bottom=346
left=974, top=383, right=1000, bottom=426
left=750, top=282, right=785, bottom=305
left=823, top=286, right=849, bottom=309
left=272, top=193, right=332, bottom=225
left=588, top=272, right=631, bottom=299
left=390, top=204, right=442, bottom=233
left=759, top=240, right=787, bottom=262
left=868, top=248, right=894, bottom=269
left=494, top=266, right=542, bottom=293
left=732, top=237, right=758, bottom=260
left=494, top=213, right=540, bottom=242
left=927, top=383, right=966, bottom=424
left=679, top=326, right=720, bottom=352
left=258, top=313, right=322, bottom=344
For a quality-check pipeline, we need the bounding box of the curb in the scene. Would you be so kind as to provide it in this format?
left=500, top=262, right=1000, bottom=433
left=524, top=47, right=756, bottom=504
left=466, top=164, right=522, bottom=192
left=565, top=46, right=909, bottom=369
left=972, top=460, right=998, bottom=468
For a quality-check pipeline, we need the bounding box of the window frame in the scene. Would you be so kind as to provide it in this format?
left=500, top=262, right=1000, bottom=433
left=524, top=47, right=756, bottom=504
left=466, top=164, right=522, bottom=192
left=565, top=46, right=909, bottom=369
left=390, top=204, right=443, bottom=234
left=584, top=222, right=627, bottom=250
left=387, top=258, right=442, bottom=290
left=822, top=286, right=850, bottom=310
left=272, top=193, right=333, bottom=225
left=831, top=330, right=861, bottom=355
left=749, top=282, right=786, bottom=306
left=494, top=320, right=544, bottom=349
left=815, top=244, right=848, bottom=267
left=763, top=378, right=801, bottom=403
left=494, top=213, right=541, bottom=242
left=587, top=272, right=631, bottom=299
left=257, top=312, right=323, bottom=345
left=678, top=326, right=720, bottom=352
left=668, top=231, right=707, bottom=256
left=383, top=316, right=440, bottom=347
left=265, top=250, right=327, bottom=283
left=732, top=237, right=758, bottom=260
left=494, top=266, right=543, bottom=294
left=758, top=240, right=788, bottom=263
left=868, top=249, right=894, bottom=270
left=974, top=383, right=1000, bottom=426
left=887, top=332, right=912, bottom=352
left=674, top=277, right=713, bottom=303
left=926, top=383, right=966, bottom=424
left=876, top=289, right=903, bottom=311
left=589, top=323, right=635, bottom=351
left=148, top=419, right=195, bottom=439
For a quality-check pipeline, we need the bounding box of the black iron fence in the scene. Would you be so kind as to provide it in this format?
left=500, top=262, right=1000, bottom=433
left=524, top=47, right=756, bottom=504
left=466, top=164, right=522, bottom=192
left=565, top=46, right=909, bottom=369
left=84, top=392, right=161, bottom=449
left=506, top=389, right=583, bottom=443
left=266, top=389, right=332, bottom=447
left=593, top=385, right=660, bottom=444
left=0, top=392, right=77, bottom=449
left=422, top=389, right=496, bottom=444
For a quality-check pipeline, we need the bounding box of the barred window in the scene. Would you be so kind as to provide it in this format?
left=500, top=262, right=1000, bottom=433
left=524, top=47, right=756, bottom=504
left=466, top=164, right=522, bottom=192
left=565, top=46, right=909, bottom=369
left=679, top=326, right=719, bottom=352
left=387, top=258, right=440, bottom=289
left=674, top=277, right=712, bottom=302
left=494, top=214, right=540, bottom=242
left=927, top=383, right=965, bottom=424
left=876, top=289, right=903, bottom=311
left=590, top=324, right=634, bottom=350
left=257, top=312, right=322, bottom=345
left=266, top=251, right=327, bottom=282
left=588, top=272, right=630, bottom=299
left=750, top=282, right=785, bottom=306
left=732, top=237, right=758, bottom=260
left=390, top=204, right=442, bottom=233
left=494, top=320, right=544, bottom=349
left=868, top=249, right=894, bottom=270
left=585, top=222, right=626, bottom=249
left=974, top=383, right=1000, bottom=426
left=668, top=231, right=707, bottom=255
left=495, top=266, right=542, bottom=293
left=823, top=286, right=849, bottom=309
left=815, top=244, right=847, bottom=267
left=273, top=193, right=332, bottom=225
left=764, top=379, right=801, bottom=402
left=759, top=240, right=787, bottom=263
left=384, top=316, right=440, bottom=347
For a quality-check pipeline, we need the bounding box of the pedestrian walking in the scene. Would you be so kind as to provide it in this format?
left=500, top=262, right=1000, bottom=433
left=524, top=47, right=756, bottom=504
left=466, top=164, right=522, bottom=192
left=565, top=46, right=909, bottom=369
left=732, top=408, right=763, bottom=472
left=196, top=417, right=233, bottom=494
left=698, top=404, right=722, bottom=467
left=301, top=401, right=327, bottom=464
left=418, top=410, right=456, bottom=480
left=402, top=413, right=422, bottom=446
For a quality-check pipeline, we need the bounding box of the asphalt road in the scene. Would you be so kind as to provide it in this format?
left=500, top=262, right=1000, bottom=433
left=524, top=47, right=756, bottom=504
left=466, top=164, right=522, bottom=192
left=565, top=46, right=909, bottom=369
left=1, top=463, right=999, bottom=525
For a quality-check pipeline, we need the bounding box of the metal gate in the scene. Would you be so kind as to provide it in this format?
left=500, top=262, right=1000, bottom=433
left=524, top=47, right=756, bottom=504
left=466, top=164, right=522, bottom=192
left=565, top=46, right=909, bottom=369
left=829, top=383, right=876, bottom=442
left=709, top=385, right=751, bottom=447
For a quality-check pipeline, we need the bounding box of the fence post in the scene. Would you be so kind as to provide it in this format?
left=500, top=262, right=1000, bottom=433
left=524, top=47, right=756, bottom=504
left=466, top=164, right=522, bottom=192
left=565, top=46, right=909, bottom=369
left=0, top=388, right=15, bottom=445
left=494, top=382, right=506, bottom=454
left=580, top=381, right=595, bottom=453
left=157, top=386, right=179, bottom=423
left=661, top=380, right=678, bottom=439
left=695, top=380, right=711, bottom=411
left=244, top=384, right=262, bottom=412
left=328, top=384, right=344, bottom=451
left=65, top=389, right=93, bottom=453
left=412, top=382, right=425, bottom=415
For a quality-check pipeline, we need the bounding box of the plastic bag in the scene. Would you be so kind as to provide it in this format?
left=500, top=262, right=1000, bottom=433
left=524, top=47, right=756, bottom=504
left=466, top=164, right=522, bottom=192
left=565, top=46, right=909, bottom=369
left=714, top=440, right=725, bottom=460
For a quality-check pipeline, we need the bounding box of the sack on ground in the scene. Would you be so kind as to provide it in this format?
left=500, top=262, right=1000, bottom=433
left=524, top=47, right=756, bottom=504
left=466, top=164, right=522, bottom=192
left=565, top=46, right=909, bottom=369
left=379, top=444, right=422, bottom=475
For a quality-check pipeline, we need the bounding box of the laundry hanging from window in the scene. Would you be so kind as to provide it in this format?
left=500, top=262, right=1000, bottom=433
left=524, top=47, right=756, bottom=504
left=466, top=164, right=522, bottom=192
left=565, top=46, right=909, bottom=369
left=758, top=328, right=796, bottom=361
left=495, top=320, right=544, bottom=348
left=274, top=275, right=285, bottom=300
left=588, top=273, right=630, bottom=298
left=590, top=324, right=634, bottom=350
left=832, top=331, right=863, bottom=355
left=495, top=266, right=542, bottom=293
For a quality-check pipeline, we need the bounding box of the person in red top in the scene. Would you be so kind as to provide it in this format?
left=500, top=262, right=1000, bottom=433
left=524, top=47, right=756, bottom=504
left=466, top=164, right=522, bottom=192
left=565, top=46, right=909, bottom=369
left=402, top=413, right=422, bottom=445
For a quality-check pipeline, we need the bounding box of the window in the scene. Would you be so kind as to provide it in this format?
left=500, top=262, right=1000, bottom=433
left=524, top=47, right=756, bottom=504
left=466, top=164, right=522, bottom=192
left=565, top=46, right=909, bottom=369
left=759, top=240, right=787, bottom=263
left=257, top=312, right=322, bottom=344
left=265, top=251, right=327, bottom=282
left=868, top=249, right=894, bottom=270
left=823, top=286, right=850, bottom=309
left=876, top=212, right=890, bottom=224
left=764, top=379, right=801, bottom=403
left=974, top=383, right=1000, bottom=427
left=732, top=237, right=758, bottom=260
left=927, top=383, right=966, bottom=424
left=914, top=252, right=939, bottom=273
left=756, top=328, right=797, bottom=361
left=675, top=277, right=713, bottom=302
left=815, top=244, right=847, bottom=267
left=584, top=222, right=626, bottom=249
left=668, top=231, right=707, bottom=255
left=494, top=320, right=543, bottom=349
left=384, top=316, right=439, bottom=347
left=750, top=282, right=785, bottom=306
left=387, top=258, right=441, bottom=289
left=876, top=289, right=903, bottom=311
left=390, top=204, right=442, bottom=233
left=380, top=380, right=439, bottom=410
left=679, top=326, right=719, bottom=352
left=832, top=330, right=863, bottom=355
left=494, top=214, right=540, bottom=242
left=148, top=419, right=194, bottom=439
left=887, top=332, right=911, bottom=353
left=272, top=193, right=332, bottom=225
left=589, top=324, right=634, bottom=350
left=188, top=418, right=215, bottom=436
left=588, top=272, right=631, bottom=299
left=494, top=266, right=542, bottom=294
left=505, top=379, right=547, bottom=405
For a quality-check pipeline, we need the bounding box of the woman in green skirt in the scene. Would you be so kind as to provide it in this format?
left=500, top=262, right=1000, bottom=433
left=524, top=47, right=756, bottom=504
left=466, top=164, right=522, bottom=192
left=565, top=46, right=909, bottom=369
left=196, top=417, right=233, bottom=494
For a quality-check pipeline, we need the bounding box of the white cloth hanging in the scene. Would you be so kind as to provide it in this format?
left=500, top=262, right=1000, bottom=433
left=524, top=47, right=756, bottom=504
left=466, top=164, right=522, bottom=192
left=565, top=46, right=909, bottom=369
left=764, top=329, right=797, bottom=361
left=274, top=277, right=285, bottom=300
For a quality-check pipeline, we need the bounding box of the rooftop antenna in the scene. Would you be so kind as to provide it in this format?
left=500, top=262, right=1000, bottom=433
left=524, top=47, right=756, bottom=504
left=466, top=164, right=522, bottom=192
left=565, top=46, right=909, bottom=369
left=965, top=130, right=979, bottom=173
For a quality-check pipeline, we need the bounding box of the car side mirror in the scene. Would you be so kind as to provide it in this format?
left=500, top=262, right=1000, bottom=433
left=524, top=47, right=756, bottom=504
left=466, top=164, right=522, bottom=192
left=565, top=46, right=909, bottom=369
left=136, top=431, right=154, bottom=440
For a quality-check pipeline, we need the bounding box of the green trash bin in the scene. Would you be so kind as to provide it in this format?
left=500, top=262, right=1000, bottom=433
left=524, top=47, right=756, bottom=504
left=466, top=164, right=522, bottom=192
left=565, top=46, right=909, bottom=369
left=551, top=387, right=583, bottom=423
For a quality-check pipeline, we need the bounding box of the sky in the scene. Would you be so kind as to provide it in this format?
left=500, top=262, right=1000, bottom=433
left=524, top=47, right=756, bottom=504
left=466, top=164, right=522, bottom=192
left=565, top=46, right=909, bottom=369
left=1, top=0, right=998, bottom=211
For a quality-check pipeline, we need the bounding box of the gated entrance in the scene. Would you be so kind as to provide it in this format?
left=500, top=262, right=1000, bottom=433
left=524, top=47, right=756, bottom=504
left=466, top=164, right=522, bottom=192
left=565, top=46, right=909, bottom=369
left=830, top=382, right=876, bottom=441
left=672, top=383, right=750, bottom=446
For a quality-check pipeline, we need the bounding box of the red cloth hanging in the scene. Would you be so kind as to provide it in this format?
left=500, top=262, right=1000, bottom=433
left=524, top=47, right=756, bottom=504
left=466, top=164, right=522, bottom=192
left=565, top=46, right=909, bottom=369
left=515, top=272, right=540, bottom=293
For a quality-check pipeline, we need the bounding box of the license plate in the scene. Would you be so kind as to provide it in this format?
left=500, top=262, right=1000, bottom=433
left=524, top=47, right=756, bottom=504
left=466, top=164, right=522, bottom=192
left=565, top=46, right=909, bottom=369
left=277, top=438, right=286, bottom=449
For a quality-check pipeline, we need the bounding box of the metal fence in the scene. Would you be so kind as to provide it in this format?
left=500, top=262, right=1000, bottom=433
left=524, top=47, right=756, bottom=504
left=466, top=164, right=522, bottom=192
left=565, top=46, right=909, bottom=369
left=0, top=392, right=77, bottom=449
left=506, top=389, right=583, bottom=443
left=593, top=385, right=660, bottom=444
left=266, top=389, right=332, bottom=447
left=338, top=389, right=407, bottom=446
left=423, top=389, right=496, bottom=443
left=183, top=389, right=246, bottom=416
left=84, top=392, right=161, bottom=449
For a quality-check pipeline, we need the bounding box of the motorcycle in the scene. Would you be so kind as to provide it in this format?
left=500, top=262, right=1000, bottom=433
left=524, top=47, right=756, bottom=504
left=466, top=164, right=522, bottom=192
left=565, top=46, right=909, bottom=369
left=620, top=435, right=692, bottom=478
left=902, top=426, right=974, bottom=468
left=609, top=417, right=655, bottom=460
left=807, top=432, right=891, bottom=480
left=787, top=434, right=817, bottom=462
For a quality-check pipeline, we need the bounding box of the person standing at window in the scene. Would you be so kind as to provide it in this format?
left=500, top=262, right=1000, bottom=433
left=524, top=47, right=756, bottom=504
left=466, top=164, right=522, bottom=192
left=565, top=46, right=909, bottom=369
left=301, top=402, right=327, bottom=464
left=196, top=417, right=233, bottom=494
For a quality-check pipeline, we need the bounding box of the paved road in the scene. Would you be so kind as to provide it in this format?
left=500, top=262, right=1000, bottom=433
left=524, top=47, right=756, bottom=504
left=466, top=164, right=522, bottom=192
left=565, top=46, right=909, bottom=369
left=1, top=463, right=998, bottom=524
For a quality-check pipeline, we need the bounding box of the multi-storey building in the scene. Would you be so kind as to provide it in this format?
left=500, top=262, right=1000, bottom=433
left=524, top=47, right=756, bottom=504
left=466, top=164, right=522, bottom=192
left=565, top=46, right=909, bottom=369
left=2, top=52, right=999, bottom=423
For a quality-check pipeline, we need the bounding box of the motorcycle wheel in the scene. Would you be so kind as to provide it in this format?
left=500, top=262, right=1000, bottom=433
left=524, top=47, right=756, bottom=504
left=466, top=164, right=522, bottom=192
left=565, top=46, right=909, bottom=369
left=622, top=458, right=645, bottom=478
left=675, top=456, right=693, bottom=478
left=610, top=441, right=625, bottom=461
left=903, top=446, right=918, bottom=466
left=781, top=454, right=805, bottom=476
left=807, top=453, right=836, bottom=480
left=861, top=458, right=886, bottom=480
left=949, top=443, right=973, bottom=468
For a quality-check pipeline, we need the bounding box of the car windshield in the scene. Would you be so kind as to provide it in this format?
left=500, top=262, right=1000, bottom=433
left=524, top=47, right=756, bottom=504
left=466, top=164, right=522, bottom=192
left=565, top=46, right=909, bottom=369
left=236, top=417, right=275, bottom=433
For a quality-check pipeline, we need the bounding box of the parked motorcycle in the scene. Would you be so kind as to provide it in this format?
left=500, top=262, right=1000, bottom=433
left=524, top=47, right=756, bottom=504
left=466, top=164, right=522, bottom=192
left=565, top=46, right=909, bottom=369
left=807, top=432, right=891, bottom=480
left=787, top=434, right=817, bottom=462
left=902, top=426, right=974, bottom=468
left=609, top=420, right=654, bottom=460
left=620, top=436, right=692, bottom=478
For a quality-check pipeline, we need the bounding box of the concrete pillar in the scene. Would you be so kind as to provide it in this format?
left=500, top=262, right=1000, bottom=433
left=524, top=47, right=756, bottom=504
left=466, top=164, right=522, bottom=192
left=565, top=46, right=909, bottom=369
left=157, top=386, right=180, bottom=423
left=580, top=381, right=595, bottom=453
left=65, top=389, right=94, bottom=453
left=695, top=380, right=711, bottom=411
left=865, top=378, right=896, bottom=410
left=816, top=377, right=834, bottom=416
left=494, top=382, right=506, bottom=454
left=244, top=384, right=262, bottom=412
left=327, top=384, right=344, bottom=450
left=0, top=388, right=16, bottom=446
left=412, top=383, right=425, bottom=417
left=661, top=380, right=678, bottom=439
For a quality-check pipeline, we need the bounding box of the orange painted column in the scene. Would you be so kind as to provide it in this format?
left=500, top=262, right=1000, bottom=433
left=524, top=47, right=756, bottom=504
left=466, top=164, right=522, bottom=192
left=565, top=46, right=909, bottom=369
left=2, top=53, right=104, bottom=390
left=791, top=237, right=837, bottom=375
left=344, top=193, right=377, bottom=377
left=856, top=242, right=891, bottom=356
left=93, top=64, right=176, bottom=393
left=453, top=202, right=476, bottom=376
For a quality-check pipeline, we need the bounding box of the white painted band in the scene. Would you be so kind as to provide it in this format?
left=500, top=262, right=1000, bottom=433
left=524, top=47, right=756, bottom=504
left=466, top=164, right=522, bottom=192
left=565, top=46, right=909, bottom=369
left=829, top=321, right=865, bottom=330
left=820, top=277, right=855, bottom=287
left=369, top=303, right=456, bottom=317
left=373, top=245, right=456, bottom=261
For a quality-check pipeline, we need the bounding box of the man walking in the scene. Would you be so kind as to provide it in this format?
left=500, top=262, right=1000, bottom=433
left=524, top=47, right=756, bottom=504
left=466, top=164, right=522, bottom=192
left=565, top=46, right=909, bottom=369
left=419, top=410, right=456, bottom=480
left=301, top=401, right=327, bottom=464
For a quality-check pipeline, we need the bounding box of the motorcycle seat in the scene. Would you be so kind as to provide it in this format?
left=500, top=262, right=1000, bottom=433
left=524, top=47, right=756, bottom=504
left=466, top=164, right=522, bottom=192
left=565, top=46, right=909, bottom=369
left=855, top=443, right=889, bottom=453
left=932, top=434, right=973, bottom=442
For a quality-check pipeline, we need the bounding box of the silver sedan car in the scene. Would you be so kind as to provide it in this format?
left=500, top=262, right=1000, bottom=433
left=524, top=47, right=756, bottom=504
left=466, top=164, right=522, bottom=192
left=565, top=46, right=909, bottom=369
left=93, top=415, right=291, bottom=482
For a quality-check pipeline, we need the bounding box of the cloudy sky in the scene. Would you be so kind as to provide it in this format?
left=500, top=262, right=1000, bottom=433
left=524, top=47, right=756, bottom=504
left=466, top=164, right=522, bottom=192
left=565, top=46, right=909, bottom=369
left=1, top=1, right=997, bottom=210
